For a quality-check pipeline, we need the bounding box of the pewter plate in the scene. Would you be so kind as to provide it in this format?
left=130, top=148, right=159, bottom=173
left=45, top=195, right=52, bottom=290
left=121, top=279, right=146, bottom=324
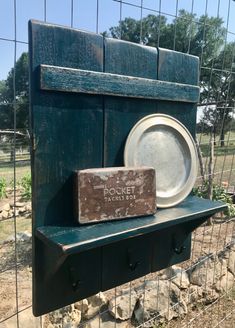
left=124, top=114, right=198, bottom=208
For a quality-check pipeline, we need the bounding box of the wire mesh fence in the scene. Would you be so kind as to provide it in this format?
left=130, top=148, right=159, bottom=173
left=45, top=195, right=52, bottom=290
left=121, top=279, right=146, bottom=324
left=0, top=0, right=235, bottom=327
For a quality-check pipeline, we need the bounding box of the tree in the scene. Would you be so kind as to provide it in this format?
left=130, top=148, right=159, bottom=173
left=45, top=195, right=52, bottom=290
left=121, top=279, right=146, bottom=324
left=106, top=11, right=232, bottom=146
left=106, top=10, right=226, bottom=64
left=199, top=42, right=235, bottom=146
left=0, top=52, right=29, bottom=130
left=109, top=14, right=168, bottom=45
left=0, top=80, right=12, bottom=129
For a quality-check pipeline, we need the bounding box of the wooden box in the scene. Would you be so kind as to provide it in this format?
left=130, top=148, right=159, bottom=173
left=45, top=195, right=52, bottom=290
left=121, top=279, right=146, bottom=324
left=74, top=167, right=156, bottom=224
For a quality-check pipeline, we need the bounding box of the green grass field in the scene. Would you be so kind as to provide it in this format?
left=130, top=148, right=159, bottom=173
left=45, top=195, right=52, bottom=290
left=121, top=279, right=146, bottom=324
left=197, top=131, right=235, bottom=157
left=196, top=132, right=235, bottom=187
left=0, top=162, right=30, bottom=185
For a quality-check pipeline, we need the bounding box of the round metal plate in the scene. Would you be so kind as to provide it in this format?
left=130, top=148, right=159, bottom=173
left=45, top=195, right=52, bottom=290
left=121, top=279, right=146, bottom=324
left=124, top=114, right=198, bottom=208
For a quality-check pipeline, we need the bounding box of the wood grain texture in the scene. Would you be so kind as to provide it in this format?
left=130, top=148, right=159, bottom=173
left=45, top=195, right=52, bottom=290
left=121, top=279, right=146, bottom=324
left=40, top=64, right=200, bottom=103
left=29, top=21, right=104, bottom=227
left=103, top=38, right=159, bottom=167
left=158, top=48, right=199, bottom=85
left=29, top=21, right=104, bottom=316
left=104, top=38, right=158, bottom=79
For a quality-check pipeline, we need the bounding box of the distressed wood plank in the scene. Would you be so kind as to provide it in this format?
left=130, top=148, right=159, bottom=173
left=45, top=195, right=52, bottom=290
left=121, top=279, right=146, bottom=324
left=103, top=38, right=159, bottom=167
left=158, top=48, right=199, bottom=85
left=104, top=38, right=158, bottom=79
left=40, top=64, right=200, bottom=103
left=29, top=21, right=104, bottom=227
left=29, top=21, right=104, bottom=317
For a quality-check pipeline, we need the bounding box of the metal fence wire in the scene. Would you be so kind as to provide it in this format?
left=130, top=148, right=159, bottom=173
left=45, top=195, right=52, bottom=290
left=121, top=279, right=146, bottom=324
left=0, top=0, right=235, bottom=327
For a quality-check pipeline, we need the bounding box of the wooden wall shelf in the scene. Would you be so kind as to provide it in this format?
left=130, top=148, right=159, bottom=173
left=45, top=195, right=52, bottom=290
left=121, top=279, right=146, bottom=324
left=29, top=20, right=226, bottom=316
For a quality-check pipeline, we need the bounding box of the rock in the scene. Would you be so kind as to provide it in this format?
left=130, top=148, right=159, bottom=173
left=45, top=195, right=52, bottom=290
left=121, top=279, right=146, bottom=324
left=48, top=304, right=81, bottom=327
left=19, top=206, right=27, bottom=214
left=8, top=210, right=14, bottom=218
left=228, top=251, right=235, bottom=275
left=15, top=201, right=25, bottom=207
left=109, top=288, right=138, bottom=320
left=83, top=312, right=132, bottom=328
left=48, top=309, right=63, bottom=324
left=46, top=324, right=55, bottom=328
left=1, top=203, right=10, bottom=212
left=202, top=288, right=219, bottom=304
left=163, top=266, right=190, bottom=289
left=84, top=292, right=107, bottom=319
left=16, top=231, right=32, bottom=242
left=25, top=203, right=32, bottom=212
left=134, top=280, right=187, bottom=324
left=230, top=243, right=235, bottom=252
left=189, top=256, right=227, bottom=288
left=185, top=285, right=202, bottom=304
left=63, top=309, right=81, bottom=327
left=1, top=210, right=9, bottom=219
left=215, top=271, right=234, bottom=292
left=185, top=284, right=219, bottom=306
left=74, top=299, right=89, bottom=316
left=87, top=292, right=107, bottom=307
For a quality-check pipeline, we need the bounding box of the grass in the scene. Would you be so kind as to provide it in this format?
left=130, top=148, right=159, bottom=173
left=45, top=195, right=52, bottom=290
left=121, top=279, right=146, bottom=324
left=197, top=154, right=235, bottom=187
left=197, top=131, right=235, bottom=157
left=197, top=131, right=235, bottom=144
left=0, top=163, right=30, bottom=185
left=195, top=132, right=235, bottom=188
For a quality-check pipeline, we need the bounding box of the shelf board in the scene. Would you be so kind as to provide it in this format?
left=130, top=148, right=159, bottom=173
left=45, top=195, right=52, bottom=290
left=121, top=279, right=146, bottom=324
left=36, top=196, right=226, bottom=255
left=40, top=64, right=200, bottom=103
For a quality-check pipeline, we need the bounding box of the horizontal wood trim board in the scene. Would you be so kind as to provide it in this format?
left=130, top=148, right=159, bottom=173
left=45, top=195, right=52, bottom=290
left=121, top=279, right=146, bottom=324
left=40, top=64, right=200, bottom=103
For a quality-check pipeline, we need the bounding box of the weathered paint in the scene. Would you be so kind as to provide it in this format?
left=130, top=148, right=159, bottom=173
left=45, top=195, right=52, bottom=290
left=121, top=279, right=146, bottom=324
left=75, top=166, right=156, bottom=224
left=29, top=21, right=226, bottom=316
left=40, top=64, right=200, bottom=103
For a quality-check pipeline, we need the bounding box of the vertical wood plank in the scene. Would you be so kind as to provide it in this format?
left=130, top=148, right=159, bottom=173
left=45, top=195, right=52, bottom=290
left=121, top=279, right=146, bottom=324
left=104, top=38, right=158, bottom=79
left=158, top=48, right=199, bottom=86
left=29, top=21, right=104, bottom=316
left=104, top=38, right=158, bottom=166
left=29, top=21, right=104, bottom=227
left=157, top=48, right=199, bottom=138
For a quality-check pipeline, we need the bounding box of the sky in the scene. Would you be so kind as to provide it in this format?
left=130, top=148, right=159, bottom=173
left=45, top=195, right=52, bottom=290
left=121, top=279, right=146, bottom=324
left=0, top=0, right=235, bottom=80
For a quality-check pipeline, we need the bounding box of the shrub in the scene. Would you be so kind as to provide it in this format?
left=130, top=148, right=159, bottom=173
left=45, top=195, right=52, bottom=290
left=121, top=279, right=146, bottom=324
left=193, top=181, right=235, bottom=218
left=20, top=173, right=32, bottom=200
left=0, top=177, right=7, bottom=199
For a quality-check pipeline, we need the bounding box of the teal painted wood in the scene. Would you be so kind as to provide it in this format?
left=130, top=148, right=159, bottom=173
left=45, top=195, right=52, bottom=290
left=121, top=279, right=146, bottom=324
left=104, top=97, right=158, bottom=166
left=104, top=38, right=158, bottom=79
left=29, top=21, right=104, bottom=228
left=29, top=21, right=104, bottom=316
left=102, top=233, right=152, bottom=290
left=103, top=38, right=159, bottom=166
left=40, top=64, right=199, bottom=103
left=158, top=48, right=199, bottom=85
left=34, top=245, right=102, bottom=316
left=156, top=100, right=197, bottom=138
left=36, top=196, right=227, bottom=255
left=152, top=224, right=192, bottom=271
left=156, top=48, right=199, bottom=141
left=29, top=21, right=226, bottom=316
